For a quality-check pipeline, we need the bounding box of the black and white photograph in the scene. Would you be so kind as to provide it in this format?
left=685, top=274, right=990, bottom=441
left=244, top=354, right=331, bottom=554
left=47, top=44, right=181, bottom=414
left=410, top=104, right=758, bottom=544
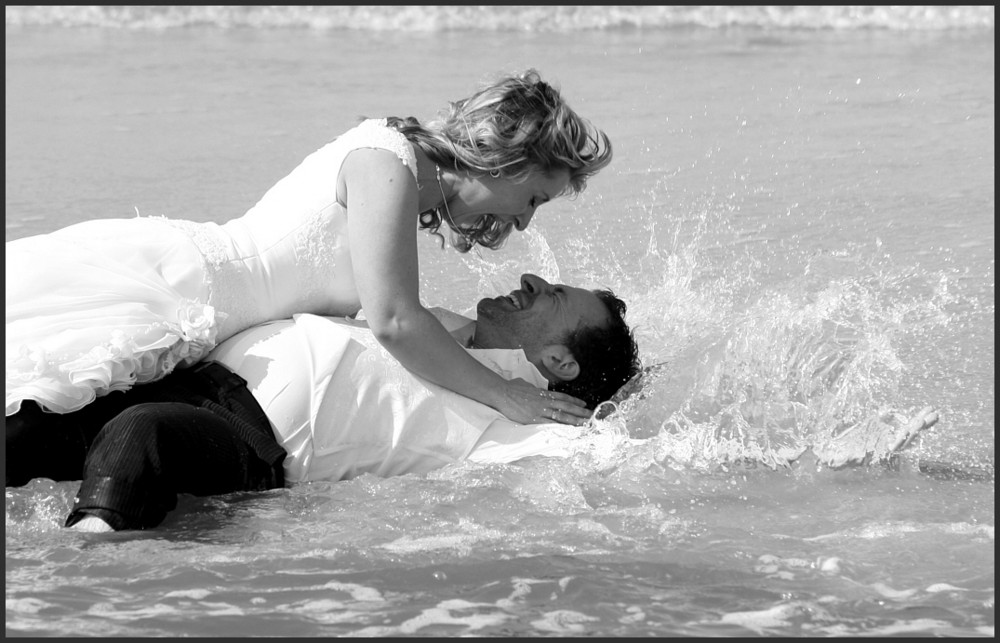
left=5, top=5, right=994, bottom=637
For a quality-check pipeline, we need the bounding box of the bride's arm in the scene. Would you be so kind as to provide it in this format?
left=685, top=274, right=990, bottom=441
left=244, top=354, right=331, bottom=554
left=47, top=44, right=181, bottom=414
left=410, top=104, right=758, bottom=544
left=340, top=148, right=589, bottom=426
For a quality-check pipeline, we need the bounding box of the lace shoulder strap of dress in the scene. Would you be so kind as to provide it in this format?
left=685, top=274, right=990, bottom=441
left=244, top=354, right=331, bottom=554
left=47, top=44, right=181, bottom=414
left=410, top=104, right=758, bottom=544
left=350, top=118, right=419, bottom=184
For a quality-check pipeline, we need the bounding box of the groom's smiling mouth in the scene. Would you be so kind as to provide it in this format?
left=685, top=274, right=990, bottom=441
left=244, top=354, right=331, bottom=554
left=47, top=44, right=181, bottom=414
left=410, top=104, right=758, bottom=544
left=502, top=291, right=526, bottom=310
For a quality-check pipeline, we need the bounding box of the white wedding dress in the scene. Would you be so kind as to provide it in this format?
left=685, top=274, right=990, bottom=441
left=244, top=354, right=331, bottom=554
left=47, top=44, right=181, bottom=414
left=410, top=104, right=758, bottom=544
left=6, top=119, right=418, bottom=415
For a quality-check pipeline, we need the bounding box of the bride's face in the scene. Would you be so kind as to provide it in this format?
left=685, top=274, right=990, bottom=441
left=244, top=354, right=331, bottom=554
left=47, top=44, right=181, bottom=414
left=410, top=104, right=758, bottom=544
left=446, top=168, right=571, bottom=235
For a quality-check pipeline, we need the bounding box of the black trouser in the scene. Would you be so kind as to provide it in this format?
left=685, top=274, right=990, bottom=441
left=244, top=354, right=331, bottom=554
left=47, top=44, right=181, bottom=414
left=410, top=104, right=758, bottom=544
left=5, top=362, right=286, bottom=530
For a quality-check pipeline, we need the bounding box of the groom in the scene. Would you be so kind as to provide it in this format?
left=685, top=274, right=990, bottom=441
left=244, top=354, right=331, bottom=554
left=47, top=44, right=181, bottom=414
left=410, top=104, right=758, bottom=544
left=5, top=274, right=642, bottom=531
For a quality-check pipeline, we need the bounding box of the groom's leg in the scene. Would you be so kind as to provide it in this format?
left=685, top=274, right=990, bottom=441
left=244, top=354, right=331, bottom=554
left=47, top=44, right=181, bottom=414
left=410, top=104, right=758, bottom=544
left=6, top=361, right=283, bottom=489
left=5, top=394, right=150, bottom=487
left=66, top=400, right=283, bottom=531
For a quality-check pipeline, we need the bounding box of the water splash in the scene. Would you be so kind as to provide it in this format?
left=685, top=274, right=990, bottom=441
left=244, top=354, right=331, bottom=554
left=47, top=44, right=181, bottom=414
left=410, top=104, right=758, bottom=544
left=460, top=228, right=562, bottom=300
left=633, top=257, right=956, bottom=469
left=472, top=202, right=960, bottom=475
left=5, top=479, right=78, bottom=536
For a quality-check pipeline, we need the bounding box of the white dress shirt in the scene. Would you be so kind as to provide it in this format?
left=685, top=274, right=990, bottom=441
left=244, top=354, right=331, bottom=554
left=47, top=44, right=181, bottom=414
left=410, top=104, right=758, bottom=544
left=208, top=312, right=563, bottom=483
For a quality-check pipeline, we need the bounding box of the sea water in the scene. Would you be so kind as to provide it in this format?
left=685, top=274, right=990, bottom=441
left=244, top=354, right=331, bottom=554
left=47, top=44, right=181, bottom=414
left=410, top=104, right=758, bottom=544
left=5, top=6, right=994, bottom=637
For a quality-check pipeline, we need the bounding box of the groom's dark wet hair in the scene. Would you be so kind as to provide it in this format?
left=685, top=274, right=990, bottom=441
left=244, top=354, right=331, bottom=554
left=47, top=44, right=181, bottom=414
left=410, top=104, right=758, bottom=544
left=548, top=289, right=641, bottom=410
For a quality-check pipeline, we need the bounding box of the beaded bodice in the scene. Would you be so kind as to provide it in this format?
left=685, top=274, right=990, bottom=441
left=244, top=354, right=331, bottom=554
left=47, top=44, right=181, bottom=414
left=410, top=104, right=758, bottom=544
left=162, top=119, right=419, bottom=340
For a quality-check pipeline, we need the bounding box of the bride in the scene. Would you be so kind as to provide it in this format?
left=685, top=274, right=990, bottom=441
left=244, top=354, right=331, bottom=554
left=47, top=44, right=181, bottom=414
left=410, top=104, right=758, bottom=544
left=6, top=69, right=612, bottom=426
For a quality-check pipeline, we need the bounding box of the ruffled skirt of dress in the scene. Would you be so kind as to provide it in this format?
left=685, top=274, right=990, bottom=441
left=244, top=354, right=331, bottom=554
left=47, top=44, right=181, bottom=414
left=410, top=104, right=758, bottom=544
left=6, top=218, right=224, bottom=416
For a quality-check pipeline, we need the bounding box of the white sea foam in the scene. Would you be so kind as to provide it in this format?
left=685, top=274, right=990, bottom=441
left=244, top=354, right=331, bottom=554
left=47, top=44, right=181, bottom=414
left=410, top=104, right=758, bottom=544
left=719, top=602, right=807, bottom=633
left=5, top=6, right=993, bottom=31
left=531, top=609, right=600, bottom=633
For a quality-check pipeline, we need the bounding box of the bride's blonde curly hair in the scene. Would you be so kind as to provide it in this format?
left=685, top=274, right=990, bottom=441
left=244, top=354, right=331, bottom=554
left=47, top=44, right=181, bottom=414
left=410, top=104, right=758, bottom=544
left=384, top=69, right=613, bottom=252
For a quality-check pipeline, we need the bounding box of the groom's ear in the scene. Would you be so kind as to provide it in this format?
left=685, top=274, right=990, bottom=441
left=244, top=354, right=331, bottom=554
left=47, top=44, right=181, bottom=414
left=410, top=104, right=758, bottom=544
left=538, top=345, right=580, bottom=382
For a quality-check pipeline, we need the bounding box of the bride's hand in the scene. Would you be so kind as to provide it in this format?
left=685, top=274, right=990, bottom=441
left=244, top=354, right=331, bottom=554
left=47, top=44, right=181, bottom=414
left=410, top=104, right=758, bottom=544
left=499, top=378, right=592, bottom=426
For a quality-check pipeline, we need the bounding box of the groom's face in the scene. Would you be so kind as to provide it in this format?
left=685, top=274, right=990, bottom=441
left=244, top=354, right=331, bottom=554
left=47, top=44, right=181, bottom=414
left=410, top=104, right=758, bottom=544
left=473, top=273, right=609, bottom=361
